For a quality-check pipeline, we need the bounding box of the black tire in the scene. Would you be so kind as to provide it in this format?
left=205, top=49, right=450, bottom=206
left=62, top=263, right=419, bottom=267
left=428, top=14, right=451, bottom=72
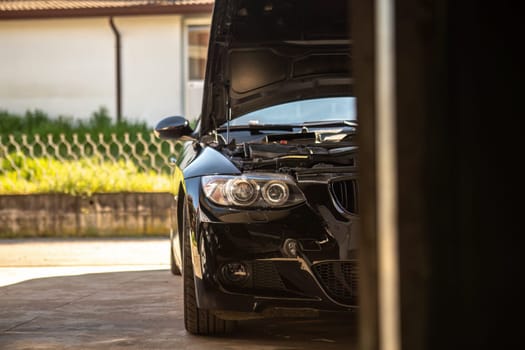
left=182, top=200, right=235, bottom=335
left=170, top=238, right=181, bottom=275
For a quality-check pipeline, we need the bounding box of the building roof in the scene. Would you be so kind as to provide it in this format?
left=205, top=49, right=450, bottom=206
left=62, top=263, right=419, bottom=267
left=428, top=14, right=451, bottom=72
left=0, top=0, right=214, bottom=19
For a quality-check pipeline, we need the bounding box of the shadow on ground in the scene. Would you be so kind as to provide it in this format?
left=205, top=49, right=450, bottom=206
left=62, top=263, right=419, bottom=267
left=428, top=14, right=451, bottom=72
left=0, top=270, right=357, bottom=350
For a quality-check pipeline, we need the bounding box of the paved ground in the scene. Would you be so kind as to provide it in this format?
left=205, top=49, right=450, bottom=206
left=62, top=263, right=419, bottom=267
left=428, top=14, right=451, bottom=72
left=0, top=238, right=357, bottom=349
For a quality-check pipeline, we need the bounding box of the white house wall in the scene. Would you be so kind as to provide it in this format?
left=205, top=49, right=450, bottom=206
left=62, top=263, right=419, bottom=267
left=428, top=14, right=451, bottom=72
left=0, top=18, right=115, bottom=122
left=114, top=15, right=183, bottom=126
left=0, top=15, right=188, bottom=127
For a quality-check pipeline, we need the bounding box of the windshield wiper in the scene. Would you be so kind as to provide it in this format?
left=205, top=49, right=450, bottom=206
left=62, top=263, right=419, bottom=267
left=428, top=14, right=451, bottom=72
left=216, top=120, right=357, bottom=133
left=216, top=124, right=298, bottom=133
left=301, top=120, right=358, bottom=128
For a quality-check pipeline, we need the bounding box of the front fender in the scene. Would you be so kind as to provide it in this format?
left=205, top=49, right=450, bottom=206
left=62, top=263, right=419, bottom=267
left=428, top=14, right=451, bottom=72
left=182, top=177, right=207, bottom=308
left=183, top=147, right=241, bottom=179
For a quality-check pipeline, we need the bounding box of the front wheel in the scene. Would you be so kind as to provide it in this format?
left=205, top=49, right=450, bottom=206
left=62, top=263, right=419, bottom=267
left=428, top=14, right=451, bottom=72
left=182, top=199, right=235, bottom=335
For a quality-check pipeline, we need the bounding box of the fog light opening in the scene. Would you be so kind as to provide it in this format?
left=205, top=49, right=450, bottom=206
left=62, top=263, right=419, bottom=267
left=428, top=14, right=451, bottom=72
left=221, top=262, right=249, bottom=284
left=282, top=238, right=299, bottom=258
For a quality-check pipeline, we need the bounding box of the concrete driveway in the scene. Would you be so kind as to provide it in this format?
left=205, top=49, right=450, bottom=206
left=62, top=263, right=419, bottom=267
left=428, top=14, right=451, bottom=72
left=0, top=238, right=357, bottom=349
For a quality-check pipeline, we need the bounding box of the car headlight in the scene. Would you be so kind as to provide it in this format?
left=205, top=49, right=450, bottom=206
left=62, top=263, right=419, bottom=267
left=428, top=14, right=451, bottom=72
left=202, top=174, right=305, bottom=208
left=225, top=178, right=258, bottom=206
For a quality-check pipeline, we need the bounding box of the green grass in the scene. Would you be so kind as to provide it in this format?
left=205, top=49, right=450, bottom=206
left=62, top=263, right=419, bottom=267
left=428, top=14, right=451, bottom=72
left=0, top=153, right=171, bottom=195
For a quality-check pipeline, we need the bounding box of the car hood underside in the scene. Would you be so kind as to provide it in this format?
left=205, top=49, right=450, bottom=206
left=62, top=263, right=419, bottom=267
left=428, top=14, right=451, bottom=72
left=200, top=0, right=352, bottom=135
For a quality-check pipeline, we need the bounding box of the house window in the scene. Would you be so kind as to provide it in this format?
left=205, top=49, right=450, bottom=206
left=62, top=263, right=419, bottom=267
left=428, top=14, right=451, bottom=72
left=185, top=21, right=211, bottom=120
left=188, top=26, right=210, bottom=81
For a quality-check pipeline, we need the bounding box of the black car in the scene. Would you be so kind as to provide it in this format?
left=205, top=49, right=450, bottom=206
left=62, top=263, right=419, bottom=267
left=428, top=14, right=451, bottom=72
left=154, top=0, right=358, bottom=335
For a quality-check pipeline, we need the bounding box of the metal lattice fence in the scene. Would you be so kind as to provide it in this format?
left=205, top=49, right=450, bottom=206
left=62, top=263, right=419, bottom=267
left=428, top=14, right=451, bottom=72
left=0, top=132, right=180, bottom=178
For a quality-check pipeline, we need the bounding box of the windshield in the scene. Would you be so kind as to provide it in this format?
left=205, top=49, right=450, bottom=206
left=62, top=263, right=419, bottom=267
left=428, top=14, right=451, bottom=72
left=225, top=97, right=356, bottom=126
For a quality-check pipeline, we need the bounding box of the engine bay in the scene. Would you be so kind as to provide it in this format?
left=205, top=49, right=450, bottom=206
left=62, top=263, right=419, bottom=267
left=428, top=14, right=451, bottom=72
left=211, top=127, right=358, bottom=173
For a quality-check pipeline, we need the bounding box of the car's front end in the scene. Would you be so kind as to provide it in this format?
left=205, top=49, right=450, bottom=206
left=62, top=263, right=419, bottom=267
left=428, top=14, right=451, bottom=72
left=188, top=134, right=359, bottom=319
left=154, top=0, right=358, bottom=335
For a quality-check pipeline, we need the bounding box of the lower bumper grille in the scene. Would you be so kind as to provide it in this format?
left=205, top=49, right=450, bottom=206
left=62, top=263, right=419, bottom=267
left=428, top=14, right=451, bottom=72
left=252, top=260, right=286, bottom=290
left=312, top=260, right=358, bottom=305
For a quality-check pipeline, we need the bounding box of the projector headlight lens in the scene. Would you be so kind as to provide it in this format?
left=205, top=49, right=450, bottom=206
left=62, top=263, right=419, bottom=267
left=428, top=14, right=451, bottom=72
left=262, top=181, right=289, bottom=206
left=225, top=178, right=258, bottom=206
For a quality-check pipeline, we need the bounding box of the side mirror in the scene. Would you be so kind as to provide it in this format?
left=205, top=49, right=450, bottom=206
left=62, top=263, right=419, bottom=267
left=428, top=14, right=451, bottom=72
left=154, top=116, right=194, bottom=140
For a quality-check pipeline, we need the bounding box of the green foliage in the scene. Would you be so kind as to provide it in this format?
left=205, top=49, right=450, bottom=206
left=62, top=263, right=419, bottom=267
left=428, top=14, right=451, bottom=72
left=0, top=107, right=150, bottom=136
left=0, top=153, right=171, bottom=196
left=0, top=108, right=180, bottom=176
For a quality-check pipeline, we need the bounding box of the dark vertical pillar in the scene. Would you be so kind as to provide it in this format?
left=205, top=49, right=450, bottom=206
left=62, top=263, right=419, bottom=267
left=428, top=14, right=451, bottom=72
left=394, top=0, right=437, bottom=349
left=421, top=1, right=520, bottom=349
left=354, top=0, right=520, bottom=349
left=393, top=1, right=519, bottom=350
left=351, top=1, right=380, bottom=349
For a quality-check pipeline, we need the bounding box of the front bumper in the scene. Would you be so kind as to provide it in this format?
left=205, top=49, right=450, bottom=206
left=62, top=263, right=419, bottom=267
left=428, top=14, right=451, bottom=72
left=196, top=257, right=358, bottom=317
left=193, top=216, right=359, bottom=316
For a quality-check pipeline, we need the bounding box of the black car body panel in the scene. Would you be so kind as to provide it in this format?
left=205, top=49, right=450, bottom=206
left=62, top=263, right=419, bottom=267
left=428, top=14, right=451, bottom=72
left=155, top=0, right=357, bottom=334
left=183, top=146, right=241, bottom=179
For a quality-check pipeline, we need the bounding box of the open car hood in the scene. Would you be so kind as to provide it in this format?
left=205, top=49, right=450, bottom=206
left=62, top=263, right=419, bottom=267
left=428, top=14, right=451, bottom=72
left=200, top=0, right=352, bottom=135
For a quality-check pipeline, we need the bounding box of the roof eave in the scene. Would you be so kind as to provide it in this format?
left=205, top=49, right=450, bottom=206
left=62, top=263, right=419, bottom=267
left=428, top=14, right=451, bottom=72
left=0, top=4, right=213, bottom=20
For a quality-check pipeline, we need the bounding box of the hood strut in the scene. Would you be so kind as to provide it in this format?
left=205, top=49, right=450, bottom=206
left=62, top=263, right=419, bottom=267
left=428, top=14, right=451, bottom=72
left=225, top=83, right=232, bottom=144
